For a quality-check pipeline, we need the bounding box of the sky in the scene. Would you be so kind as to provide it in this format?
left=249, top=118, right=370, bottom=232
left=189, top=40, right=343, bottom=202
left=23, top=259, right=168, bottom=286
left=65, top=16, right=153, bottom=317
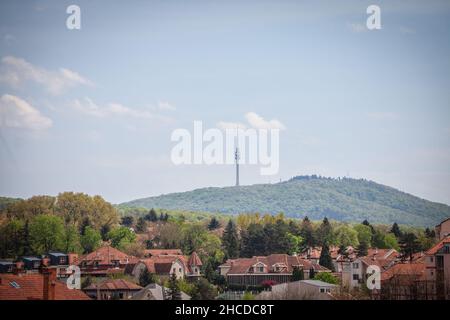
left=0, top=0, right=449, bottom=205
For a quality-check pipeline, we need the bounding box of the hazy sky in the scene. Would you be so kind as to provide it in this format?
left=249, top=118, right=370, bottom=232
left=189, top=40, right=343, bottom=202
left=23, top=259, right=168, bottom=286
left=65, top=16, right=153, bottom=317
left=0, top=0, right=449, bottom=205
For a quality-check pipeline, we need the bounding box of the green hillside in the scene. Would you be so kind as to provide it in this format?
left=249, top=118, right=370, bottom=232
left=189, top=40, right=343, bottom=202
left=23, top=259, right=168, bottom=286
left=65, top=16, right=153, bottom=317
left=0, top=196, right=21, bottom=210
left=121, top=176, right=449, bottom=227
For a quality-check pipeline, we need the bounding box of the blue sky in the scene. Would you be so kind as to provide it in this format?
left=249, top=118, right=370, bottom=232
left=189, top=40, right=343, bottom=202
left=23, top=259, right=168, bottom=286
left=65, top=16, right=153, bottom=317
left=0, top=0, right=449, bottom=205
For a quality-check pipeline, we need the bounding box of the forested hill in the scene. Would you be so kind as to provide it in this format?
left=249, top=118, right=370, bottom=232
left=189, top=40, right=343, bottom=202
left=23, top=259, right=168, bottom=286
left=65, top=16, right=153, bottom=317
left=121, top=176, right=450, bottom=227
left=0, top=196, right=21, bottom=210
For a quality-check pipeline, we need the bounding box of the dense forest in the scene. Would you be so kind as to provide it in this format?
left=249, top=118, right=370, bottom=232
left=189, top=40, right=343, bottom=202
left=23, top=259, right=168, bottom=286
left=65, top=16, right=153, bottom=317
left=120, top=176, right=450, bottom=227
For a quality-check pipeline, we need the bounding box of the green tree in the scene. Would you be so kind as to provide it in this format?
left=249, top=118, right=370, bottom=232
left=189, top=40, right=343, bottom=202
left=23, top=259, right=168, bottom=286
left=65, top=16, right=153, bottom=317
left=286, top=232, right=304, bottom=255
left=192, top=278, right=217, bottom=300
left=334, top=225, right=359, bottom=247
left=314, top=272, right=339, bottom=285
left=145, top=208, right=158, bottom=222
left=136, top=217, right=147, bottom=233
left=121, top=216, right=134, bottom=227
left=383, top=233, right=400, bottom=250
left=319, top=243, right=335, bottom=271
left=390, top=222, right=402, bottom=238
left=300, top=216, right=316, bottom=247
left=168, top=272, right=182, bottom=300
left=222, top=220, right=239, bottom=259
left=139, top=268, right=155, bottom=287
left=29, top=214, right=65, bottom=255
left=309, top=267, right=316, bottom=279
left=0, top=218, right=25, bottom=258
left=357, top=241, right=369, bottom=257
left=399, top=232, right=422, bottom=261
left=80, top=226, right=102, bottom=253
left=354, top=224, right=372, bottom=247
left=208, top=217, right=221, bottom=230
left=292, top=266, right=304, bottom=281
left=64, top=225, right=82, bottom=253
left=107, top=226, right=136, bottom=250
left=317, top=217, right=333, bottom=245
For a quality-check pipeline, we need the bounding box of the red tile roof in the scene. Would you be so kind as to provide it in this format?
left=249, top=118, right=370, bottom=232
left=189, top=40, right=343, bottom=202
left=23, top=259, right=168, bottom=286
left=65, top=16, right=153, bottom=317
left=140, top=255, right=188, bottom=274
left=84, top=279, right=142, bottom=291
left=426, top=236, right=450, bottom=255
left=221, top=254, right=329, bottom=274
left=188, top=252, right=202, bottom=266
left=0, top=273, right=90, bottom=300
left=381, top=263, right=426, bottom=281
left=77, top=245, right=138, bottom=266
left=144, top=249, right=183, bottom=257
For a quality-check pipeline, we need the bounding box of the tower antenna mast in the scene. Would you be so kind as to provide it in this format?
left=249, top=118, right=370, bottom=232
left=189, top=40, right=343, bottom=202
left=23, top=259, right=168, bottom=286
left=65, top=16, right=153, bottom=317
left=235, top=126, right=240, bottom=186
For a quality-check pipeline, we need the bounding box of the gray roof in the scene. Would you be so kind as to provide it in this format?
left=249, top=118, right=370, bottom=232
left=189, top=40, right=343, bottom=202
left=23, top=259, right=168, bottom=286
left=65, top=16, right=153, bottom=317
left=132, top=283, right=191, bottom=300
left=48, top=252, right=67, bottom=257
left=300, top=280, right=337, bottom=287
left=22, top=257, right=41, bottom=261
left=0, top=260, right=14, bottom=265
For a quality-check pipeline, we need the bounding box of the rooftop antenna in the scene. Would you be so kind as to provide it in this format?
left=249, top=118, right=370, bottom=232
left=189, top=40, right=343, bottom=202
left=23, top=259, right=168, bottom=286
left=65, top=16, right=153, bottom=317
left=235, top=126, right=240, bottom=187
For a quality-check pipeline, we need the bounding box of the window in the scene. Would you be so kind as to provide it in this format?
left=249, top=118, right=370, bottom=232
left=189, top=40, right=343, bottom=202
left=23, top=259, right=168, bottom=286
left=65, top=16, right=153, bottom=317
left=60, top=256, right=67, bottom=264
left=352, top=263, right=359, bottom=269
left=320, top=288, right=325, bottom=293
left=172, top=268, right=176, bottom=273
left=94, top=261, right=99, bottom=268
left=259, top=266, right=264, bottom=272
left=430, top=257, right=434, bottom=263
left=179, top=268, right=182, bottom=272
left=353, top=274, right=359, bottom=280
left=119, top=293, right=124, bottom=299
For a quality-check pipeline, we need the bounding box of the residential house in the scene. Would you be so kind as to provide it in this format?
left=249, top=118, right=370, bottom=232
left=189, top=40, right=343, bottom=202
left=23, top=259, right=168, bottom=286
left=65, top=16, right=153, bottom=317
left=218, top=254, right=330, bottom=287
left=76, top=245, right=138, bottom=277
left=425, top=236, right=450, bottom=299
left=0, top=260, right=15, bottom=273
left=83, top=278, right=142, bottom=300
left=132, top=251, right=202, bottom=280
left=143, top=249, right=183, bottom=258
left=131, top=283, right=191, bottom=300
left=376, top=263, right=431, bottom=300
left=22, top=257, right=42, bottom=271
left=0, top=268, right=90, bottom=300
left=435, top=218, right=450, bottom=241
left=258, top=279, right=338, bottom=300
left=338, top=248, right=399, bottom=289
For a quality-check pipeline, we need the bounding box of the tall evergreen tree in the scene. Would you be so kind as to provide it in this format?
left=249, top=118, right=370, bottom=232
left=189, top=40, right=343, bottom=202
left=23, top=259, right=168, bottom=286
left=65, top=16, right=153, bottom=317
left=222, top=220, right=239, bottom=259
left=136, top=217, right=147, bottom=233
left=309, top=267, right=316, bottom=279
left=139, top=268, right=155, bottom=287
left=145, top=208, right=158, bottom=222
left=319, top=243, right=335, bottom=271
left=318, top=217, right=333, bottom=245
left=300, top=216, right=316, bottom=247
left=357, top=241, right=369, bottom=257
left=292, top=266, right=304, bottom=281
left=399, top=232, right=422, bottom=261
left=390, top=222, right=402, bottom=238
left=208, top=217, right=220, bottom=230
left=167, top=272, right=182, bottom=300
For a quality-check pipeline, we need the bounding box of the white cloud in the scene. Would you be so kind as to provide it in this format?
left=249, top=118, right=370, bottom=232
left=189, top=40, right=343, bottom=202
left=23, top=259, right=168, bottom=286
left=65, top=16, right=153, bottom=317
left=245, top=112, right=286, bottom=130
left=157, top=101, right=176, bottom=111
left=217, top=112, right=286, bottom=131
left=72, top=97, right=173, bottom=122
left=0, top=56, right=93, bottom=95
left=347, top=22, right=367, bottom=33
left=0, top=94, right=52, bottom=130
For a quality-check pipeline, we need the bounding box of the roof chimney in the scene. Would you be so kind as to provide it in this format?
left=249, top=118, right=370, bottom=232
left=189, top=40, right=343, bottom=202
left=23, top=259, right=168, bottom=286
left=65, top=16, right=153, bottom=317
left=43, top=268, right=57, bottom=300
